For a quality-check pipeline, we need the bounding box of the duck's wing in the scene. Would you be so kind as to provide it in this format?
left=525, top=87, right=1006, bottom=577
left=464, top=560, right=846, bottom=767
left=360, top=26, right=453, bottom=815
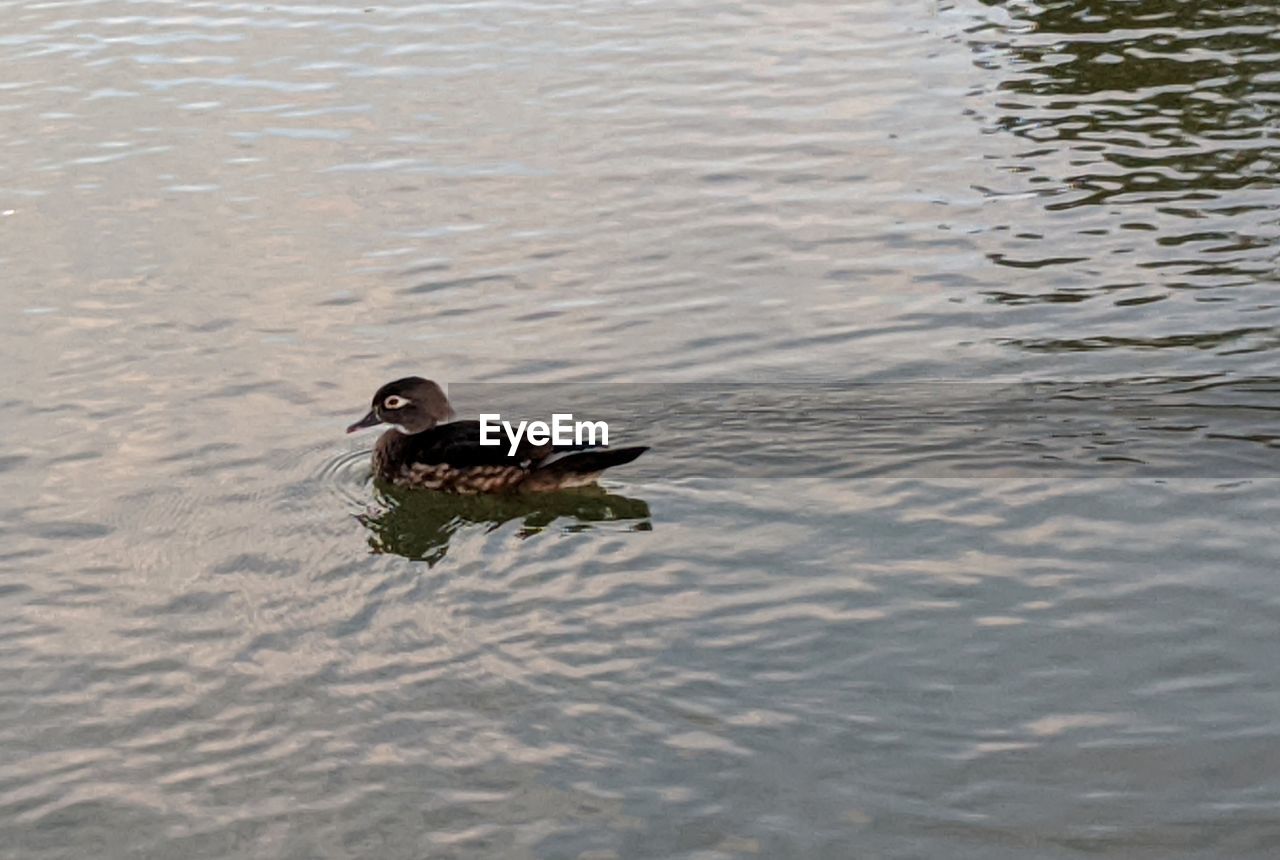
left=530, top=445, right=648, bottom=474
left=403, top=420, right=548, bottom=469
left=406, top=421, right=645, bottom=473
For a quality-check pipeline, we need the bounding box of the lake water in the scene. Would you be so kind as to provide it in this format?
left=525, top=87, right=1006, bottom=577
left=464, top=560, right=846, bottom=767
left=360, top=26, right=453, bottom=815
left=2, top=1, right=1279, bottom=857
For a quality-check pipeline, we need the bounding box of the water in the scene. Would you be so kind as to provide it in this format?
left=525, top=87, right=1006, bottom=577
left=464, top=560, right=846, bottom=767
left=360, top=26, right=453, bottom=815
left=2, top=0, right=1279, bottom=857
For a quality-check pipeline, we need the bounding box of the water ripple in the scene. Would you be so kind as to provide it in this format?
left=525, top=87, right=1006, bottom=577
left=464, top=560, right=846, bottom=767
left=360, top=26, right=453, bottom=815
left=2, top=0, right=1280, bottom=857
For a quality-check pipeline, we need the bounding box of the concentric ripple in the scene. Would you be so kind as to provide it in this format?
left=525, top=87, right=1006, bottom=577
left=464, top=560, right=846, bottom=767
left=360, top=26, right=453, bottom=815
left=315, top=445, right=375, bottom=509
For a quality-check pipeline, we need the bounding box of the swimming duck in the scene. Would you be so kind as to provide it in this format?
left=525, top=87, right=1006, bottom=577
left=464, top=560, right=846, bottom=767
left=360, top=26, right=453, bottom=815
left=346, top=377, right=648, bottom=493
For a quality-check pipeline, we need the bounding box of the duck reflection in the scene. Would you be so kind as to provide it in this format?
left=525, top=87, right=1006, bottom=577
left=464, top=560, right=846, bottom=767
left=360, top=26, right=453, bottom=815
left=357, top=484, right=652, bottom=564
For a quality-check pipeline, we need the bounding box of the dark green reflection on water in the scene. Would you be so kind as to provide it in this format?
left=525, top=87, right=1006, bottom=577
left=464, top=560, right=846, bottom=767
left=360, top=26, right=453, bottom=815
left=974, top=0, right=1279, bottom=209
left=358, top=485, right=652, bottom=564
left=1001, top=325, right=1277, bottom=354
left=969, top=0, right=1279, bottom=341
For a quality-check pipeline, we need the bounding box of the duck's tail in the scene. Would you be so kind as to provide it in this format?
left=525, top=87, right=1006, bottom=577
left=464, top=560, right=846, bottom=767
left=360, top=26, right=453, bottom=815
left=522, top=446, right=647, bottom=491
left=535, top=446, right=648, bottom=476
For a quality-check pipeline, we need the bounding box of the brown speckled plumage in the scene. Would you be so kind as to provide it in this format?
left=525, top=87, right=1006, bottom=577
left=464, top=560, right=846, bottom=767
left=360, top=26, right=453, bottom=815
left=399, top=461, right=528, bottom=494
left=351, top=376, right=647, bottom=494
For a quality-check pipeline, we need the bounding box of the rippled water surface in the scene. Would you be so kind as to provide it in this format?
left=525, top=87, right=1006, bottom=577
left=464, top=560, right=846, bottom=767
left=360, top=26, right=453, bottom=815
left=3, top=1, right=1280, bottom=857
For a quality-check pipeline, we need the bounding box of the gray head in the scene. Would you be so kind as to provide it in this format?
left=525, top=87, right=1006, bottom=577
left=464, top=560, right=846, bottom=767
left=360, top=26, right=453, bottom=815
left=347, top=376, right=456, bottom=435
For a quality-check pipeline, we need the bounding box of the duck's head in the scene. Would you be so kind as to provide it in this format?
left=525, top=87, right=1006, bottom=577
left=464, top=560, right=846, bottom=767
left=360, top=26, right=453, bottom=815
left=347, top=376, right=456, bottom=435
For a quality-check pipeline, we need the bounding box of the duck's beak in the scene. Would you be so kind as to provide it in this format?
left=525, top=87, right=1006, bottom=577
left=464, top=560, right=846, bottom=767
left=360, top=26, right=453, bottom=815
left=346, top=409, right=382, bottom=434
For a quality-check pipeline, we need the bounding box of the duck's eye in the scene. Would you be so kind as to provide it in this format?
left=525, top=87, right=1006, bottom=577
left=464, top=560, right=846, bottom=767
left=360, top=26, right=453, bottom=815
left=383, top=395, right=410, bottom=410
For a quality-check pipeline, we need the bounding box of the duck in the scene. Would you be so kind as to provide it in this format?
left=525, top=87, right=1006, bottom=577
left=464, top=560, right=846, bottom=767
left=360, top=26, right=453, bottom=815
left=346, top=376, right=648, bottom=493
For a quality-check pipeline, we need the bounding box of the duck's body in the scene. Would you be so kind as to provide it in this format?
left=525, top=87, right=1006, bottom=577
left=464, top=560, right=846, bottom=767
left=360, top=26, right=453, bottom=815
left=372, top=419, right=647, bottom=493
left=349, top=377, right=647, bottom=494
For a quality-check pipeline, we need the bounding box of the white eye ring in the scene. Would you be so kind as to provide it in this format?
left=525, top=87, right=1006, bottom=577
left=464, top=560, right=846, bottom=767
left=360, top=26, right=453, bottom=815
left=383, top=395, right=409, bottom=409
